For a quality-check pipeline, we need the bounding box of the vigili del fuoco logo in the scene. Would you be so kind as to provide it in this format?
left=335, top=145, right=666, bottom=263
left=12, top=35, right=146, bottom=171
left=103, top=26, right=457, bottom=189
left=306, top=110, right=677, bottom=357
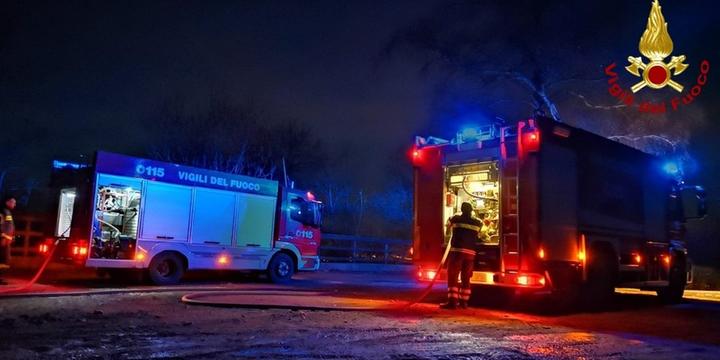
left=604, top=0, right=709, bottom=114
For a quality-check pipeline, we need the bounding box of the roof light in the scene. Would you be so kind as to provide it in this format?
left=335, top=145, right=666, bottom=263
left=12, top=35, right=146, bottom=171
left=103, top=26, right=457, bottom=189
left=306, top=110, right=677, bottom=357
left=306, top=192, right=316, bottom=201
left=410, top=147, right=423, bottom=165
left=662, top=161, right=680, bottom=176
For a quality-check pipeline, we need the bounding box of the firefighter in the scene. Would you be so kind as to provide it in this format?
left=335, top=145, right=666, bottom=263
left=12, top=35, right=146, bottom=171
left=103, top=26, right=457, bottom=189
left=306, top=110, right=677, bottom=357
left=440, top=202, right=482, bottom=309
left=0, top=195, right=16, bottom=284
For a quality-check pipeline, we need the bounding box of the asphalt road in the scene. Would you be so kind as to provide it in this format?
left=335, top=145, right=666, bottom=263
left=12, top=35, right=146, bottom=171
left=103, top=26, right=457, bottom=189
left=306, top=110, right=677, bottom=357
left=0, top=269, right=719, bottom=359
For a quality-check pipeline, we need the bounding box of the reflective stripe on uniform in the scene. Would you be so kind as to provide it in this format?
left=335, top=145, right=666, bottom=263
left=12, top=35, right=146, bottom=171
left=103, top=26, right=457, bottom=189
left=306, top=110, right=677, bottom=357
left=452, top=223, right=481, bottom=232
left=450, top=247, right=477, bottom=256
left=459, top=287, right=472, bottom=301
left=448, top=286, right=459, bottom=299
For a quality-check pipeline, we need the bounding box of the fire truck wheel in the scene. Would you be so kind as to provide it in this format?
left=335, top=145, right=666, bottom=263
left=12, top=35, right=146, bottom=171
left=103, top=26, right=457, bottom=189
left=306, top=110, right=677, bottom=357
left=657, top=258, right=686, bottom=304
left=267, top=252, right=295, bottom=284
left=148, top=252, right=185, bottom=285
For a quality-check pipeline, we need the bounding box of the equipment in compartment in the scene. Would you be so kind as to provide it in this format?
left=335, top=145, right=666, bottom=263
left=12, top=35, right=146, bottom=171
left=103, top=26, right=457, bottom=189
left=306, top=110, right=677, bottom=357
left=92, top=185, right=141, bottom=259
left=445, top=162, right=500, bottom=244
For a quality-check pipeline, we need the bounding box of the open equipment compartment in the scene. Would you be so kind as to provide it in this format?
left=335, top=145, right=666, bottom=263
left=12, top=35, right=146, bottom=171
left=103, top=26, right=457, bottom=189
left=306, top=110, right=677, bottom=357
left=91, top=174, right=142, bottom=260
left=444, top=161, right=501, bottom=271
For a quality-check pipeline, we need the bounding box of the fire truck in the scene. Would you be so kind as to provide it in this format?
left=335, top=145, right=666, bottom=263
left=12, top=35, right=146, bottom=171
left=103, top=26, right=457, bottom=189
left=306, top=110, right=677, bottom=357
left=44, top=151, right=322, bottom=285
left=412, top=117, right=706, bottom=304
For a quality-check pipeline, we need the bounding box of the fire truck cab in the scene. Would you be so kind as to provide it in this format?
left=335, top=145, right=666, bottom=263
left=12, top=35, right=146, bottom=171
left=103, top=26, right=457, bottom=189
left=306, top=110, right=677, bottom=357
left=412, top=117, right=705, bottom=304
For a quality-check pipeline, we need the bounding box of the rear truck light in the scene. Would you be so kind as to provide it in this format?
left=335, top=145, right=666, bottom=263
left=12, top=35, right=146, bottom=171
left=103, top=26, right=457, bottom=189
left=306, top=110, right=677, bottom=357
left=514, top=273, right=546, bottom=287
left=538, top=247, right=545, bottom=259
left=71, top=240, right=89, bottom=259
left=38, top=244, right=50, bottom=254
left=38, top=238, right=54, bottom=255
left=490, top=272, right=546, bottom=288
left=417, top=269, right=438, bottom=281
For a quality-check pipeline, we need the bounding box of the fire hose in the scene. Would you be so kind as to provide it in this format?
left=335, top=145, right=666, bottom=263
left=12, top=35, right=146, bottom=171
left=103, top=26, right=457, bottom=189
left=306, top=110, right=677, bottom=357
left=402, top=238, right=453, bottom=309
left=0, top=238, right=60, bottom=294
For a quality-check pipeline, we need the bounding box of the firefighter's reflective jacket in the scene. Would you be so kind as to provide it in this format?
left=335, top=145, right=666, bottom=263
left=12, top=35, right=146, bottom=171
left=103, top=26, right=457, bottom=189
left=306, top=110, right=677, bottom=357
left=448, top=215, right=482, bottom=255
left=1, top=208, right=14, bottom=242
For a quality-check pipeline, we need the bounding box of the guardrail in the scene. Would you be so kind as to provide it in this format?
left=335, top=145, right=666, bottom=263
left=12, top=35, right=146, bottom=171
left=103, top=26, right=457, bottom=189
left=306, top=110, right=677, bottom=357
left=319, top=233, right=412, bottom=264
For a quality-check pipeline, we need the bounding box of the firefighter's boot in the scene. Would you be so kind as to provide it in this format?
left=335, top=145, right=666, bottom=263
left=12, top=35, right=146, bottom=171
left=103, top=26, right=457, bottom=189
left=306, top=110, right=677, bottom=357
left=439, top=302, right=457, bottom=310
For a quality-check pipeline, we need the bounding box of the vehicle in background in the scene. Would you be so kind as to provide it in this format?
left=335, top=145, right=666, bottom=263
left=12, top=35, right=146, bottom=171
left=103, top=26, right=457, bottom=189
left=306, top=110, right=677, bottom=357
left=43, top=151, right=322, bottom=285
left=412, top=117, right=705, bottom=304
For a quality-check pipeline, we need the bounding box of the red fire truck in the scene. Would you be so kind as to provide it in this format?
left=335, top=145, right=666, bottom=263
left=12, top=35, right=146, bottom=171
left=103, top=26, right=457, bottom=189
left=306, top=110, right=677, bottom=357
left=412, top=117, right=705, bottom=303
left=44, top=152, right=322, bottom=285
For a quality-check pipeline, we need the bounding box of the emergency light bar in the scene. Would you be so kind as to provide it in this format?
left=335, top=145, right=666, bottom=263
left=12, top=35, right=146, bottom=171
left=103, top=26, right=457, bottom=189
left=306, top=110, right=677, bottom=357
left=456, top=125, right=497, bottom=143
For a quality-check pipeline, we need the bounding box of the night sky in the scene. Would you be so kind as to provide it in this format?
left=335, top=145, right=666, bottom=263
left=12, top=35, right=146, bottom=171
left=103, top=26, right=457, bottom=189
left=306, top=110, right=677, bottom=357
left=1, top=0, right=719, bottom=257
left=1, top=0, right=437, bottom=185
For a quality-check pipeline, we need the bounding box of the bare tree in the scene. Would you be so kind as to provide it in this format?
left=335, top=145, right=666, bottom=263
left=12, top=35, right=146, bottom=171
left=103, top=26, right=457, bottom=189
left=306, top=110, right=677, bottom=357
left=382, top=0, right=703, bottom=164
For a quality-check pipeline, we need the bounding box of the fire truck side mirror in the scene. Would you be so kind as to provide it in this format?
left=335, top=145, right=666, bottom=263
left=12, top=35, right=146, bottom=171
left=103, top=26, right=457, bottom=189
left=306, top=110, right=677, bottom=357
left=680, top=185, right=707, bottom=220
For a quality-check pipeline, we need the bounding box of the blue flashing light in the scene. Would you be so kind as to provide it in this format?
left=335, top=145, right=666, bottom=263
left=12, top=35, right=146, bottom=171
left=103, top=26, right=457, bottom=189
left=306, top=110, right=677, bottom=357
left=461, top=127, right=479, bottom=139
left=662, top=161, right=680, bottom=176
left=53, top=160, right=87, bottom=170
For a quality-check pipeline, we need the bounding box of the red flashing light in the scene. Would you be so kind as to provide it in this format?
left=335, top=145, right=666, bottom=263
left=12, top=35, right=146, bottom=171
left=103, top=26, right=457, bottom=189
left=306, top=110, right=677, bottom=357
left=410, top=147, right=424, bottom=165
left=306, top=192, right=316, bottom=201
left=522, top=130, right=541, bottom=153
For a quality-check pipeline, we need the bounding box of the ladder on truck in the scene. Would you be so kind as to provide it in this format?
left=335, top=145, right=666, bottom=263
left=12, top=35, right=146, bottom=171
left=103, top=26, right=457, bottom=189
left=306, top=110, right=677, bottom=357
left=500, top=126, right=521, bottom=272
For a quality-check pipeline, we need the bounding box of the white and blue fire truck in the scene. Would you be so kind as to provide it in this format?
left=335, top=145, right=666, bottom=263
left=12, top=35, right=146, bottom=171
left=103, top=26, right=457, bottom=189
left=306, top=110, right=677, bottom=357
left=46, top=151, right=322, bottom=285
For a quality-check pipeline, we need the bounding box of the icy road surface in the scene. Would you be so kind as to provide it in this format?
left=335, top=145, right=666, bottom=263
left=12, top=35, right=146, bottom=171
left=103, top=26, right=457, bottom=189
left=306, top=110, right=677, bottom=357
left=0, top=271, right=719, bottom=359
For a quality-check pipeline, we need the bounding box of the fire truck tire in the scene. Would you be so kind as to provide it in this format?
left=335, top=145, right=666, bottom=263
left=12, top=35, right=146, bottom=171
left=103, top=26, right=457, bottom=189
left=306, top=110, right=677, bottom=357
left=148, top=252, right=185, bottom=285
left=583, top=246, right=617, bottom=305
left=267, top=252, right=295, bottom=284
left=657, top=257, right=686, bottom=304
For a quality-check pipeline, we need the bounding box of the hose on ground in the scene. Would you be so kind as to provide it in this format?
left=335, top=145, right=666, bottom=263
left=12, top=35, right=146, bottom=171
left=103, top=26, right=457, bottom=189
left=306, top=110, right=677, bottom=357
left=402, top=238, right=453, bottom=309
left=0, top=238, right=60, bottom=294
